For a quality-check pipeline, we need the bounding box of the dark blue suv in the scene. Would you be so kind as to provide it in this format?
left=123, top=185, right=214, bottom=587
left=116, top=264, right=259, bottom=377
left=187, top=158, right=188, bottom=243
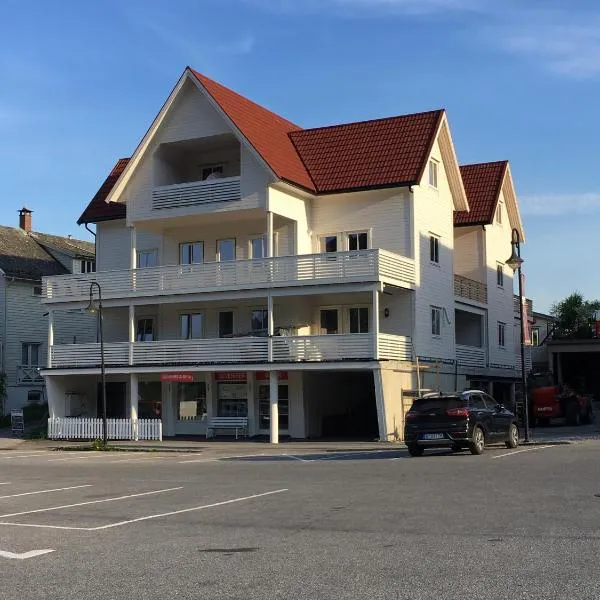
left=404, top=391, right=519, bottom=456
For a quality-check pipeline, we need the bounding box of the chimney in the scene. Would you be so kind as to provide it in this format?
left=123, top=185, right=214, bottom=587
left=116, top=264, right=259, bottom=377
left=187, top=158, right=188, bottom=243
left=19, top=207, right=32, bottom=233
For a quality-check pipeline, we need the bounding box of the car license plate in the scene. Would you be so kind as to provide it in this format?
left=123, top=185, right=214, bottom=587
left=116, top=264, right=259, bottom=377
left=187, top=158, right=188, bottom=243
left=421, top=433, right=444, bottom=440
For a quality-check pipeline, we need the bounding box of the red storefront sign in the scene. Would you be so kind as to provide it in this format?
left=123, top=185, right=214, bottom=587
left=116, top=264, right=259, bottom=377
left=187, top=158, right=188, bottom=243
left=255, top=371, right=289, bottom=381
left=160, top=372, right=194, bottom=383
left=214, top=371, right=247, bottom=382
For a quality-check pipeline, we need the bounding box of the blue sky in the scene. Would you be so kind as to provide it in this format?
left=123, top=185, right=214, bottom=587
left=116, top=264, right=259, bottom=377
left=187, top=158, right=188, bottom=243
left=1, top=0, right=599, bottom=312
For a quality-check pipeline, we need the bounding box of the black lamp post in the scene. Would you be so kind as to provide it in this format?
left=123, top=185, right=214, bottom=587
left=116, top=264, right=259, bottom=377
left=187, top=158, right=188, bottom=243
left=506, top=228, right=530, bottom=443
left=86, top=282, right=107, bottom=446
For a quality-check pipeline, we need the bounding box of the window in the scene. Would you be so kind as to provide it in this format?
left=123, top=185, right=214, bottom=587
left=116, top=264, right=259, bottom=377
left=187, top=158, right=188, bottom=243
left=177, top=382, right=207, bottom=422
left=217, top=383, right=248, bottom=417
left=180, top=314, right=203, bottom=340
left=136, top=318, right=155, bottom=342
left=320, top=309, right=339, bottom=334
left=498, top=322, right=506, bottom=347
left=27, top=391, right=42, bottom=405
left=218, top=311, right=234, bottom=338
left=21, top=343, right=41, bottom=366
left=179, top=242, right=203, bottom=265
left=251, top=309, right=268, bottom=334
left=531, top=327, right=540, bottom=346
left=482, top=394, right=498, bottom=410
left=250, top=237, right=266, bottom=259
left=137, top=250, right=157, bottom=269
left=217, top=239, right=236, bottom=262
left=81, top=260, right=96, bottom=273
left=497, top=264, right=504, bottom=287
left=320, top=235, right=338, bottom=253
left=348, top=232, right=368, bottom=251
left=428, top=159, right=438, bottom=188
left=32, top=286, right=42, bottom=297
left=496, top=202, right=503, bottom=224
left=201, top=164, right=224, bottom=181
left=349, top=307, right=369, bottom=333
left=258, top=384, right=289, bottom=430
left=429, top=235, right=440, bottom=264
left=468, top=394, right=486, bottom=410
left=431, top=307, right=441, bottom=336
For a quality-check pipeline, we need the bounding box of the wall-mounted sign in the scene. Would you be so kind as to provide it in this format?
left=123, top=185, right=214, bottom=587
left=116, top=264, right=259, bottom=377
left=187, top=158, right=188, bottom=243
left=255, top=371, right=289, bottom=381
left=10, top=409, right=24, bottom=436
left=214, top=372, right=247, bottom=382
left=161, top=372, right=194, bottom=383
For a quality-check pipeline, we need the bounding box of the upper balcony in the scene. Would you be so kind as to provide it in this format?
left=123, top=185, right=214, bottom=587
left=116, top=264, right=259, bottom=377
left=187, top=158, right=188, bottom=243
left=152, top=176, right=241, bottom=211
left=42, top=249, right=416, bottom=305
left=454, top=274, right=488, bottom=304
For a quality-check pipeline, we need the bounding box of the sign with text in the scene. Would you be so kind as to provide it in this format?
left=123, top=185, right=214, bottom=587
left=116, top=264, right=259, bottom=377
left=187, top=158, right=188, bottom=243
left=10, top=409, right=24, bottom=436
left=160, top=372, right=194, bottom=383
left=214, top=372, right=247, bottom=382
left=255, top=371, right=289, bottom=381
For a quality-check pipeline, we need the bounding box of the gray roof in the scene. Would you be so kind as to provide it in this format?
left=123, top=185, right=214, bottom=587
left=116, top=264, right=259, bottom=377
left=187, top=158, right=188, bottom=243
left=30, top=231, right=94, bottom=259
left=0, top=226, right=93, bottom=281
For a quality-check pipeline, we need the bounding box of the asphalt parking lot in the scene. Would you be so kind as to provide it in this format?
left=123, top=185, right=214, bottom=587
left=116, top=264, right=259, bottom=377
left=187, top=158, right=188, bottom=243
left=0, top=441, right=599, bottom=600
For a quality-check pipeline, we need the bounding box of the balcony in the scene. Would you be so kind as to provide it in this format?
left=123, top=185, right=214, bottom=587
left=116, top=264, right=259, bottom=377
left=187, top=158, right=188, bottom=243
left=42, top=249, right=416, bottom=304
left=454, top=275, right=488, bottom=304
left=16, top=365, right=45, bottom=386
left=455, top=345, right=487, bottom=368
left=47, top=334, right=413, bottom=368
left=152, top=176, right=241, bottom=211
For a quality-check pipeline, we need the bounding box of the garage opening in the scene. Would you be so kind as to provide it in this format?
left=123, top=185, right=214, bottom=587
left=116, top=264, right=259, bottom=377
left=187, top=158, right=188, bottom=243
left=303, top=371, right=378, bottom=439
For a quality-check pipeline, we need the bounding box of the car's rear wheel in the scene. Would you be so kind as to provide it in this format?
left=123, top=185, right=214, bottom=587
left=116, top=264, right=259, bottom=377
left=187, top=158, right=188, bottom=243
left=407, top=444, right=424, bottom=457
left=469, top=427, right=485, bottom=455
left=505, top=423, right=519, bottom=449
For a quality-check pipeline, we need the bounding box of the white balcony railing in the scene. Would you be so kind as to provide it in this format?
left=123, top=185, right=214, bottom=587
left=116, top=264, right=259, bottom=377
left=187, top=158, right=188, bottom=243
left=48, top=334, right=413, bottom=368
left=16, top=365, right=45, bottom=385
left=42, top=249, right=416, bottom=304
left=455, top=345, right=487, bottom=368
left=152, top=177, right=241, bottom=211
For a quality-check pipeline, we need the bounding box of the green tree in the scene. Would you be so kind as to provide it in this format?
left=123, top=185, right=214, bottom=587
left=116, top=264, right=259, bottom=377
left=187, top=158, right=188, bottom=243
left=550, top=292, right=600, bottom=339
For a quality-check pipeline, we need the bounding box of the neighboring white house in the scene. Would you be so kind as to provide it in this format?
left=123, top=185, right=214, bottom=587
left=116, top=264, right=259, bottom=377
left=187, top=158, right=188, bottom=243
left=0, top=208, right=96, bottom=413
left=40, top=67, right=527, bottom=442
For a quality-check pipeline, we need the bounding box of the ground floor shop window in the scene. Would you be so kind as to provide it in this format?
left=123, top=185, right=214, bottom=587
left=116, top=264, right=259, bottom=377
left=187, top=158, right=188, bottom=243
left=258, top=384, right=289, bottom=430
left=177, top=382, right=207, bottom=421
left=217, top=382, right=248, bottom=417
left=139, top=382, right=162, bottom=419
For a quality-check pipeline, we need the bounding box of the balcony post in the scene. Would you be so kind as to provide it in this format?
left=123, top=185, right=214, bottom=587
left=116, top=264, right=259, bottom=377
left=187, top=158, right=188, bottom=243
left=266, top=211, right=273, bottom=257
left=269, top=370, right=279, bottom=444
left=130, top=225, right=137, bottom=269
left=372, top=287, right=380, bottom=360
left=47, top=309, right=54, bottom=368
left=128, top=305, right=135, bottom=365
left=267, top=292, right=274, bottom=362
left=130, top=373, right=139, bottom=441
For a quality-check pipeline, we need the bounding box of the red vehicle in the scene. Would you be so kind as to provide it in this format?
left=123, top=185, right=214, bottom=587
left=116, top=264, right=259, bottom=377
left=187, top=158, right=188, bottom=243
left=529, top=372, right=594, bottom=427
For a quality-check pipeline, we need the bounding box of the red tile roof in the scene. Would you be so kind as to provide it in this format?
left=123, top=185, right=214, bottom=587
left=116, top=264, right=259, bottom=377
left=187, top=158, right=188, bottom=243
left=455, top=161, right=508, bottom=226
left=77, top=158, right=129, bottom=224
left=290, top=111, right=444, bottom=194
left=190, top=70, right=316, bottom=191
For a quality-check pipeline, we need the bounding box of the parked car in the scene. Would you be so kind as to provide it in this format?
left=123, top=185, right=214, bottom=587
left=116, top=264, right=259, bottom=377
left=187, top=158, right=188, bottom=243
left=404, top=390, right=519, bottom=456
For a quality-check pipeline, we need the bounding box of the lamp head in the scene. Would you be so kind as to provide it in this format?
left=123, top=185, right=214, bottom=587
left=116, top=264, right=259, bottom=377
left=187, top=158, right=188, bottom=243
left=506, top=244, right=524, bottom=272
left=86, top=298, right=100, bottom=316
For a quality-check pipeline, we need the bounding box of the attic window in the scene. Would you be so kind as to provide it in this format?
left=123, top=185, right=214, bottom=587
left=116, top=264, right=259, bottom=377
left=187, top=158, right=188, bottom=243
left=81, top=260, right=96, bottom=274
left=428, top=159, right=438, bottom=189
left=496, top=202, right=503, bottom=224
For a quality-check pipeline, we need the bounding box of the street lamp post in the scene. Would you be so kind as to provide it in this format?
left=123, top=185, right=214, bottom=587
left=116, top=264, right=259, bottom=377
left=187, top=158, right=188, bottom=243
left=86, top=282, right=107, bottom=446
left=506, top=228, right=530, bottom=443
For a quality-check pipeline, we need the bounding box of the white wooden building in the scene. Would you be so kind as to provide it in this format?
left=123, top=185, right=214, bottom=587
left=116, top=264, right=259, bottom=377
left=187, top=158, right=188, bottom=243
left=40, top=68, right=528, bottom=442
left=0, top=208, right=96, bottom=414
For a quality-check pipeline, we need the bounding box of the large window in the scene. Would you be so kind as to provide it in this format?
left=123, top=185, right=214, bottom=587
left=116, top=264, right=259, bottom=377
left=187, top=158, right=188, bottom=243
left=179, top=242, right=204, bottom=265
left=430, top=235, right=440, bottom=264
left=217, top=383, right=248, bottom=417
left=250, top=237, right=266, bottom=259
left=21, top=343, right=40, bottom=366
left=349, top=307, right=369, bottom=333
left=217, top=239, right=236, bottom=262
left=320, top=309, right=339, bottom=335
left=180, top=314, right=203, bottom=340
left=177, top=382, right=207, bottom=422
left=218, top=311, right=234, bottom=338
left=431, top=307, right=441, bottom=337
left=428, top=159, right=438, bottom=188
left=137, top=250, right=157, bottom=269
left=136, top=318, right=155, bottom=342
left=251, top=309, right=268, bottom=334
left=258, top=384, right=289, bottom=430
left=348, top=232, right=368, bottom=251
left=498, top=322, right=506, bottom=347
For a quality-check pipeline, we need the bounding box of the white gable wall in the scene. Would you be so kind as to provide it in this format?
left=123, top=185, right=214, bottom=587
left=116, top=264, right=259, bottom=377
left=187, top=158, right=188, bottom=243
left=453, top=226, right=485, bottom=282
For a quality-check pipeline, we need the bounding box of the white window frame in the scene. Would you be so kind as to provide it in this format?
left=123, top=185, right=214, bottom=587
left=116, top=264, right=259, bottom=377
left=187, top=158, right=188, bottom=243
left=318, top=306, right=341, bottom=335
left=80, top=259, right=96, bottom=273
left=498, top=322, right=506, bottom=348
left=216, top=239, right=236, bottom=262
left=428, top=159, right=439, bottom=189
left=137, top=249, right=158, bottom=269
left=200, top=164, right=224, bottom=181
left=431, top=306, right=442, bottom=337
left=345, top=230, right=371, bottom=252
left=319, top=234, right=339, bottom=254
left=249, top=236, right=267, bottom=259
left=496, top=263, right=504, bottom=288
left=32, top=285, right=42, bottom=297
left=136, top=316, right=156, bottom=342
left=218, top=309, right=236, bottom=338
left=531, top=327, right=540, bottom=347
left=429, top=234, right=440, bottom=265
left=250, top=307, right=268, bottom=334
left=21, top=342, right=41, bottom=366
left=347, top=305, right=370, bottom=334
left=179, top=313, right=204, bottom=340
left=179, top=241, right=204, bottom=265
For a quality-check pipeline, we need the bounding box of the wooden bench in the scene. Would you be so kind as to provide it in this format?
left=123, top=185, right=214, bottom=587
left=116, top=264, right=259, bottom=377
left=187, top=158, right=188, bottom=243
left=206, top=417, right=248, bottom=440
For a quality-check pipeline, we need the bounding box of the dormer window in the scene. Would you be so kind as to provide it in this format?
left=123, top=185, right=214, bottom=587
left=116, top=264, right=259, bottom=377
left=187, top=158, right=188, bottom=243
left=428, top=159, right=438, bottom=188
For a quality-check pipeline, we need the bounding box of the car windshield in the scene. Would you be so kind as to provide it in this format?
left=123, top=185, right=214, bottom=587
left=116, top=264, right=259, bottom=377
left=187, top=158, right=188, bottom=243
left=409, top=397, right=465, bottom=413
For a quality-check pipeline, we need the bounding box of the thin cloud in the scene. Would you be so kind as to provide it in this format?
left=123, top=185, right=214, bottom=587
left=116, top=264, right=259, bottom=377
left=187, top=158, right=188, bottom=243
left=520, top=193, right=600, bottom=216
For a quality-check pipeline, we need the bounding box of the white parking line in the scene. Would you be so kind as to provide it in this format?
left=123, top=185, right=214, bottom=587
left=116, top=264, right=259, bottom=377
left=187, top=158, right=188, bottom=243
left=492, top=445, right=554, bottom=459
left=108, top=456, right=167, bottom=464
left=0, top=485, right=92, bottom=500
left=178, top=453, right=268, bottom=464
left=0, top=549, right=55, bottom=560
left=47, top=455, right=103, bottom=463
left=0, top=487, right=183, bottom=519
left=285, top=455, right=312, bottom=462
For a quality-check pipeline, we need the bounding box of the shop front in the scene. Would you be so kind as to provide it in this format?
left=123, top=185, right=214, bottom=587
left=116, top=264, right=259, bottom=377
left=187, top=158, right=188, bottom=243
left=255, top=371, right=289, bottom=436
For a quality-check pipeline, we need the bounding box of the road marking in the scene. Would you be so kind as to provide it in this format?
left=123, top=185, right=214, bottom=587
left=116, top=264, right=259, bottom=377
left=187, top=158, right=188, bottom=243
left=285, top=454, right=312, bottom=462
left=89, top=488, right=288, bottom=530
left=178, top=452, right=268, bottom=464
left=0, top=483, right=10, bottom=486
left=0, top=522, right=89, bottom=531
left=0, top=453, right=51, bottom=461
left=0, top=487, right=183, bottom=519
left=492, top=445, right=554, bottom=459
left=0, top=485, right=92, bottom=500
left=47, top=455, right=102, bottom=463
left=0, top=549, right=55, bottom=560
left=109, top=456, right=167, bottom=463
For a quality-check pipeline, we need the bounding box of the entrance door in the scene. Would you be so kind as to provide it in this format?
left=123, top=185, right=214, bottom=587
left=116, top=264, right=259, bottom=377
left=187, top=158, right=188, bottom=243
left=97, top=382, right=127, bottom=419
left=258, top=384, right=289, bottom=432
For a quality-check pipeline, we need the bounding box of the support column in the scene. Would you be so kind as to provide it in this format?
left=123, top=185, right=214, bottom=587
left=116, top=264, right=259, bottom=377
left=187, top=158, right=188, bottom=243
left=47, top=310, right=54, bottom=368
left=128, top=305, right=135, bottom=365
left=130, top=225, right=137, bottom=269
left=130, top=373, right=139, bottom=441
left=266, top=211, right=274, bottom=258
left=268, top=292, right=274, bottom=362
left=372, top=287, right=380, bottom=360
left=270, top=370, right=279, bottom=444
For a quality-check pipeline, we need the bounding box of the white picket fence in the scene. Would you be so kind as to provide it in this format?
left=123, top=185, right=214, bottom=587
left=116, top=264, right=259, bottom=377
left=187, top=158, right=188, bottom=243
left=47, top=418, right=162, bottom=441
